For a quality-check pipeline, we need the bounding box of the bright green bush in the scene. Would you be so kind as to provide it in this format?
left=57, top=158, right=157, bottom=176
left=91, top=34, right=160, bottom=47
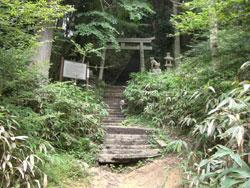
left=35, top=82, right=107, bottom=150
left=3, top=82, right=108, bottom=157
left=0, top=48, right=40, bottom=97
left=42, top=153, right=88, bottom=186
left=1, top=81, right=107, bottom=186
left=0, top=106, right=44, bottom=187
left=124, top=29, right=250, bottom=186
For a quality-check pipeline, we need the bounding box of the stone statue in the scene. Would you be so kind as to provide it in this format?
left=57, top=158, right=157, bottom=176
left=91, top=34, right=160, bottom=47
left=164, top=52, right=174, bottom=70
left=238, top=61, right=250, bottom=81
left=150, top=57, right=161, bottom=74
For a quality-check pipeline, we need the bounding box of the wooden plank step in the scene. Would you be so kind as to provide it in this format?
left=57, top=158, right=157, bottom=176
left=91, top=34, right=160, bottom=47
left=103, top=121, right=124, bottom=124
left=104, top=94, right=123, bottom=97
left=107, top=107, right=122, bottom=110
left=105, top=126, right=154, bottom=135
left=107, top=115, right=124, bottom=118
left=104, top=139, right=148, bottom=145
left=104, top=144, right=153, bottom=150
left=98, top=152, right=160, bottom=163
left=106, top=114, right=124, bottom=117
left=104, top=118, right=124, bottom=121
left=105, top=135, right=148, bottom=142
left=102, top=122, right=122, bottom=125
left=100, top=148, right=160, bottom=155
left=103, top=117, right=124, bottom=120
left=105, top=134, right=149, bottom=140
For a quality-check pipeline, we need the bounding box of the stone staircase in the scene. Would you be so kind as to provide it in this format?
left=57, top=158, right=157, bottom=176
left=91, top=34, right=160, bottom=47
left=98, top=86, right=160, bottom=164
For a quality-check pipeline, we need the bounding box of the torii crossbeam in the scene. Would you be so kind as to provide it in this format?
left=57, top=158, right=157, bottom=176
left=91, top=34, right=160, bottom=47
left=98, top=37, right=155, bottom=80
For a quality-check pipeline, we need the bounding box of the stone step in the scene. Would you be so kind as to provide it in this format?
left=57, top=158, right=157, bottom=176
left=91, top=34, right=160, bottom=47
left=107, top=114, right=123, bottom=117
left=104, top=138, right=148, bottom=145
left=104, top=93, right=123, bottom=96
left=103, top=123, right=123, bottom=126
left=101, top=148, right=160, bottom=155
left=107, top=113, right=124, bottom=117
left=99, top=86, right=160, bottom=164
left=105, top=87, right=125, bottom=91
left=104, top=117, right=124, bottom=120
left=103, top=121, right=124, bottom=125
left=106, top=106, right=121, bottom=109
left=105, top=126, right=154, bottom=135
left=104, top=144, right=153, bottom=150
left=105, top=101, right=121, bottom=103
left=98, top=151, right=160, bottom=163
left=103, top=116, right=124, bottom=119
left=104, top=90, right=124, bottom=93
left=105, top=134, right=149, bottom=140
left=107, top=107, right=121, bottom=110
left=105, top=135, right=148, bottom=142
left=105, top=89, right=125, bottom=93
left=106, top=86, right=125, bottom=89
left=103, top=120, right=123, bottom=126
left=107, top=113, right=122, bottom=116
left=106, top=102, right=121, bottom=106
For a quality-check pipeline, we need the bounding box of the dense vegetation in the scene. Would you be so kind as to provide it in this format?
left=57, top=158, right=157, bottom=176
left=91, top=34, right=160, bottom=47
left=0, top=0, right=154, bottom=186
left=124, top=0, right=250, bottom=187
left=0, top=0, right=249, bottom=187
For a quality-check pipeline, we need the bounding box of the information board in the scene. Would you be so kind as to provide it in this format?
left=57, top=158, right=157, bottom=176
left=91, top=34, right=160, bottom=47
left=63, top=60, right=87, bottom=80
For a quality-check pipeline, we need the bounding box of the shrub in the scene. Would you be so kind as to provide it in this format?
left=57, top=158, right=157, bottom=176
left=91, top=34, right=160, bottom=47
left=0, top=106, right=44, bottom=187
left=41, top=153, right=88, bottom=186
left=34, top=82, right=107, bottom=150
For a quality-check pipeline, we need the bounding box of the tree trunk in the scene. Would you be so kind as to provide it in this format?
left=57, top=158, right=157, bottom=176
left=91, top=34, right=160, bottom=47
left=209, top=0, right=218, bottom=60
left=172, top=0, right=181, bottom=65
left=210, top=19, right=218, bottom=59
left=33, top=26, right=54, bottom=80
left=98, top=50, right=106, bottom=81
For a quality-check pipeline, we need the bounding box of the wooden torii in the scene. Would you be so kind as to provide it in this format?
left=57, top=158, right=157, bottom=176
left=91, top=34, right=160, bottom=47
left=98, top=37, right=155, bottom=80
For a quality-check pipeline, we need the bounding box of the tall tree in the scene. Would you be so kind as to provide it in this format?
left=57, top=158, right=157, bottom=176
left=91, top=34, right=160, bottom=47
left=171, top=0, right=249, bottom=60
left=33, top=27, right=54, bottom=79
left=171, top=0, right=181, bottom=64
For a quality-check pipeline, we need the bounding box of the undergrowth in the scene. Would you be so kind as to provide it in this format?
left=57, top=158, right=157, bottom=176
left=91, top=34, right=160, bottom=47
left=0, top=47, right=108, bottom=186
left=124, top=29, right=250, bottom=187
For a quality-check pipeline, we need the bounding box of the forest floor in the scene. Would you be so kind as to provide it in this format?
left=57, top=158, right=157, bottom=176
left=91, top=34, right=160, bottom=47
left=63, top=155, right=183, bottom=188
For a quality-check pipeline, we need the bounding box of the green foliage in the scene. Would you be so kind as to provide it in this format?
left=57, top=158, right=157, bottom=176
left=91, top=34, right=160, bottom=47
left=191, top=145, right=250, bottom=187
left=118, top=0, right=154, bottom=21
left=0, top=48, right=42, bottom=97
left=172, top=0, right=250, bottom=33
left=193, top=82, right=250, bottom=149
left=0, top=106, right=44, bottom=187
left=42, top=153, right=88, bottom=186
left=71, top=40, right=104, bottom=62
left=0, top=0, right=72, bottom=49
left=5, top=82, right=108, bottom=155
left=0, top=82, right=107, bottom=186
left=163, top=140, right=188, bottom=154
left=124, top=19, right=250, bottom=186
left=75, top=11, right=119, bottom=50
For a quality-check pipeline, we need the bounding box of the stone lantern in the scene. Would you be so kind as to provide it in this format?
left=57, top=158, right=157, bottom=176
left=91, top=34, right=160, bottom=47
left=150, top=57, right=161, bottom=74
left=164, top=52, right=174, bottom=70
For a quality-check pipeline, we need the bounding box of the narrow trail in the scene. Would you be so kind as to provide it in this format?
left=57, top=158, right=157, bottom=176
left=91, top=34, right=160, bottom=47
left=98, top=85, right=160, bottom=163
left=90, top=156, right=182, bottom=188
left=64, top=86, right=183, bottom=188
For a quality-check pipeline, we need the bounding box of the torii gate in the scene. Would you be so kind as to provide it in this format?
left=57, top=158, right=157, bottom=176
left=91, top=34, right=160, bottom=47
left=98, top=37, right=155, bottom=80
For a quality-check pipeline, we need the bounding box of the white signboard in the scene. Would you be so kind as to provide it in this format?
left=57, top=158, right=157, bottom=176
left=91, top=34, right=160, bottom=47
left=63, top=60, right=87, bottom=80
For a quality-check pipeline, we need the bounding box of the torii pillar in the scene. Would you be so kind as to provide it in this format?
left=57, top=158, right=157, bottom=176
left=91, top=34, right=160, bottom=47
left=99, top=37, right=155, bottom=80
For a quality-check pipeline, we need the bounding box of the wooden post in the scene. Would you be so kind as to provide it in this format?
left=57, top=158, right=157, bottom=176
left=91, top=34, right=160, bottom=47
left=59, top=57, right=64, bottom=81
left=140, top=42, right=145, bottom=72
left=86, top=61, right=89, bottom=88
left=98, top=49, right=106, bottom=81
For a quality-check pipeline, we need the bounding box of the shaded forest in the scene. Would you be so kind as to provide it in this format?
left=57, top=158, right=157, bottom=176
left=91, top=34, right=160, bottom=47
left=0, top=0, right=249, bottom=187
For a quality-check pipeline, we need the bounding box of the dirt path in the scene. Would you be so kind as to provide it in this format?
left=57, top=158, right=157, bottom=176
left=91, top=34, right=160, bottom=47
left=88, top=156, right=183, bottom=188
